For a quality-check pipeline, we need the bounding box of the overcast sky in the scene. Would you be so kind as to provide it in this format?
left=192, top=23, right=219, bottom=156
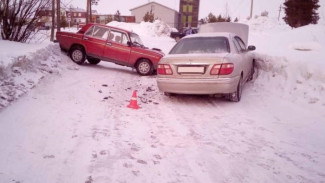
left=63, top=0, right=324, bottom=21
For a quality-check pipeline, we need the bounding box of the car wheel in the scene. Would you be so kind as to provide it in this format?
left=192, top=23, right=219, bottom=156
left=247, top=61, right=255, bottom=81
left=136, top=59, right=153, bottom=76
left=59, top=44, right=65, bottom=52
left=70, top=46, right=86, bottom=65
left=87, top=57, right=101, bottom=65
left=164, top=92, right=174, bottom=96
left=229, top=76, right=243, bottom=102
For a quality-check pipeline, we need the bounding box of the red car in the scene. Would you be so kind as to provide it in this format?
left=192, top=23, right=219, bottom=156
left=56, top=23, right=164, bottom=75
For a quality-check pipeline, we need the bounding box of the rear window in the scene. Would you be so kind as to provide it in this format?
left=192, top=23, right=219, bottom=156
left=169, top=37, right=229, bottom=54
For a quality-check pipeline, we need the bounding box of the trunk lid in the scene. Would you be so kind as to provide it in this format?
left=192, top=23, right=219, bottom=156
left=161, top=53, right=229, bottom=78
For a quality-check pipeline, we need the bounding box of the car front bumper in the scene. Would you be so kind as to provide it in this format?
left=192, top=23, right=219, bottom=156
left=157, top=76, right=240, bottom=94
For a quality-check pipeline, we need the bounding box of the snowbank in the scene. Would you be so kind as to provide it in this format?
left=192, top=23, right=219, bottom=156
left=107, top=20, right=176, bottom=54
left=0, top=42, right=75, bottom=110
left=108, top=20, right=173, bottom=38
left=243, top=17, right=325, bottom=106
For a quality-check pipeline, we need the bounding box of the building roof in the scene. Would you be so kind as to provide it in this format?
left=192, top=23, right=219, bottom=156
left=130, top=1, right=178, bottom=13
left=68, top=8, right=86, bottom=12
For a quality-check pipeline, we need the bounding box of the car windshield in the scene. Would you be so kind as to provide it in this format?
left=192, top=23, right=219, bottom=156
left=130, top=33, right=144, bottom=46
left=169, top=37, right=230, bottom=54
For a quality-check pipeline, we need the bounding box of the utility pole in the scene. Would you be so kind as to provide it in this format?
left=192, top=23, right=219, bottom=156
left=86, top=0, right=90, bottom=24
left=50, top=0, right=55, bottom=41
left=57, top=0, right=61, bottom=32
left=90, top=1, right=92, bottom=23
left=278, top=5, right=282, bottom=21
left=250, top=0, right=253, bottom=19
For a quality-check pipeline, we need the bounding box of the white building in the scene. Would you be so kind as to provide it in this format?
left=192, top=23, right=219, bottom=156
left=130, top=2, right=179, bottom=28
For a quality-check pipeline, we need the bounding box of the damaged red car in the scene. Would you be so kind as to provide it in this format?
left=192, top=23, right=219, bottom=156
left=56, top=23, right=164, bottom=75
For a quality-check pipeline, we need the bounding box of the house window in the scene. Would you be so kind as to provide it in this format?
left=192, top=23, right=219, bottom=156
left=78, top=13, right=81, bottom=17
left=188, top=5, right=193, bottom=12
left=74, top=13, right=77, bottom=16
left=188, top=16, right=192, bottom=23
left=182, top=5, right=187, bottom=12
left=182, top=15, right=186, bottom=23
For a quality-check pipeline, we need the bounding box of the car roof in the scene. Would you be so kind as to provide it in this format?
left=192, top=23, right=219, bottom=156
left=85, top=23, right=133, bottom=34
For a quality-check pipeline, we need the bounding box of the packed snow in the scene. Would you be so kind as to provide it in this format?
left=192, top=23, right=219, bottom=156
left=0, top=17, right=324, bottom=183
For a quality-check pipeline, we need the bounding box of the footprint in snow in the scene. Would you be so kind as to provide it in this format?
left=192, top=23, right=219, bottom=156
left=136, top=160, right=147, bottom=164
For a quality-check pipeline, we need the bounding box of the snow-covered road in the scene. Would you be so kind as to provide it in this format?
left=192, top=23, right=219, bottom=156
left=1, top=18, right=325, bottom=183
left=0, top=48, right=324, bottom=182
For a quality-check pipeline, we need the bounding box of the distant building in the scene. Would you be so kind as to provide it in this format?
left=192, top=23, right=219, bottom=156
left=92, top=14, right=135, bottom=24
left=37, top=7, right=135, bottom=27
left=179, top=0, right=200, bottom=29
left=130, top=2, right=179, bottom=28
left=36, top=8, right=66, bottom=27
left=66, top=8, right=87, bottom=25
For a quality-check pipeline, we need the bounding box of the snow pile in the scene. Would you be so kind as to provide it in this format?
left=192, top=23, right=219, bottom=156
left=242, top=16, right=290, bottom=33
left=245, top=17, right=325, bottom=106
left=0, top=40, right=50, bottom=67
left=108, top=20, right=173, bottom=37
left=107, top=20, right=176, bottom=54
left=0, top=43, right=75, bottom=110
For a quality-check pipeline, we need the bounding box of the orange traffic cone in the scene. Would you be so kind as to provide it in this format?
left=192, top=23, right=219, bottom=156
left=127, top=90, right=140, bottom=109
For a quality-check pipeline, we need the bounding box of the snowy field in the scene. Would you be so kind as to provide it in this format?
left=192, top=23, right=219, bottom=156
left=0, top=18, right=324, bottom=183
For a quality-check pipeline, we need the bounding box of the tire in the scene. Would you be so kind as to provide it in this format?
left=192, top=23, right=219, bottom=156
left=136, top=59, right=153, bottom=76
left=229, top=76, right=243, bottom=102
left=70, top=46, right=86, bottom=65
left=247, top=61, right=255, bottom=81
left=87, top=57, right=101, bottom=65
left=164, top=92, right=174, bottom=96
left=59, top=44, right=65, bottom=52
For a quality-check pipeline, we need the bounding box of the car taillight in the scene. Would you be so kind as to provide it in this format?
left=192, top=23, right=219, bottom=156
left=158, top=64, right=173, bottom=75
left=210, top=63, right=234, bottom=75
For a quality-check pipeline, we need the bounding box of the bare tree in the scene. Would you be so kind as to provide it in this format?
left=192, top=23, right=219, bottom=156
left=0, top=1, right=4, bottom=23
left=1, top=0, right=51, bottom=42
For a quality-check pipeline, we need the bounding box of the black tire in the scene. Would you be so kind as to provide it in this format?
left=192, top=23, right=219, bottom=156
left=164, top=92, right=174, bottom=96
left=87, top=57, right=101, bottom=65
left=59, top=44, right=65, bottom=52
left=247, top=61, right=255, bottom=81
left=70, top=46, right=86, bottom=65
left=136, top=59, right=153, bottom=76
left=229, top=76, right=243, bottom=102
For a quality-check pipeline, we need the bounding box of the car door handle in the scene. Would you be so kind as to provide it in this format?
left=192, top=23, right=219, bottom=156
left=106, top=42, right=112, bottom=46
left=83, top=37, right=88, bottom=40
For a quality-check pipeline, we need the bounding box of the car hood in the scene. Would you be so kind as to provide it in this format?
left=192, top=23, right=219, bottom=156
left=133, top=46, right=164, bottom=57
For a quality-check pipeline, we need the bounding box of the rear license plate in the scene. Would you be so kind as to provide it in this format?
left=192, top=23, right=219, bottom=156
left=178, top=66, right=205, bottom=73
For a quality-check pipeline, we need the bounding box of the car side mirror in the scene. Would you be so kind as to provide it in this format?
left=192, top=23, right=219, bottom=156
left=247, top=45, right=256, bottom=51
left=127, top=41, right=132, bottom=47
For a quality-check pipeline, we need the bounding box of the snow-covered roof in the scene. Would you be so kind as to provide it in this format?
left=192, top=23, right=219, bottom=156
left=130, top=1, right=178, bottom=13
left=68, top=8, right=86, bottom=12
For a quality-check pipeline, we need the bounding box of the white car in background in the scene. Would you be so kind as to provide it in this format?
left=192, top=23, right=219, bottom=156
left=157, top=23, right=256, bottom=102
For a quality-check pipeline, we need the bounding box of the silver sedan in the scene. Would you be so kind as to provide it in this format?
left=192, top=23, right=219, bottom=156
left=157, top=27, right=256, bottom=102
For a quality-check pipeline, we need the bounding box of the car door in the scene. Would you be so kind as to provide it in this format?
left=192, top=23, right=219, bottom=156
left=234, top=36, right=252, bottom=81
left=83, top=25, right=109, bottom=58
left=103, top=29, right=131, bottom=65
